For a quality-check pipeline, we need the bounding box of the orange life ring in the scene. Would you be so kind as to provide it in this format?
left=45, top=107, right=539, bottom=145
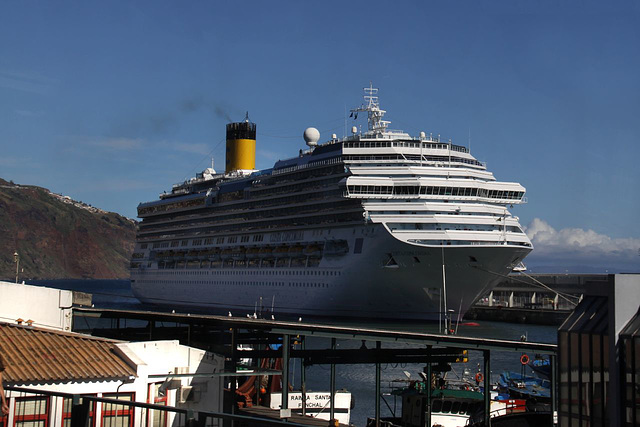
left=520, top=354, right=530, bottom=365
left=475, top=372, right=483, bottom=383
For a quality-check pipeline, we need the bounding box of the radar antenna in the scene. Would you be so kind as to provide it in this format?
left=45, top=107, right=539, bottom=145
left=350, top=82, right=391, bottom=135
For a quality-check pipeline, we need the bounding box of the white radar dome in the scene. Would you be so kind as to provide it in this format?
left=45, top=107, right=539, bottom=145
left=303, top=127, right=320, bottom=147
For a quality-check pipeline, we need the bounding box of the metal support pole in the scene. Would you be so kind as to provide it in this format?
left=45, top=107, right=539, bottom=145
left=301, top=337, right=306, bottom=416
left=426, top=363, right=432, bottom=427
left=330, top=338, right=337, bottom=423
left=375, top=341, right=381, bottom=427
left=230, top=327, right=237, bottom=423
left=484, top=350, right=491, bottom=427
left=70, top=395, right=91, bottom=427
left=282, top=334, right=290, bottom=419
left=551, top=354, right=557, bottom=426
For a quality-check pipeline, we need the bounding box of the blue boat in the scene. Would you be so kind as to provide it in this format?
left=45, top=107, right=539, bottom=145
left=528, top=357, right=551, bottom=379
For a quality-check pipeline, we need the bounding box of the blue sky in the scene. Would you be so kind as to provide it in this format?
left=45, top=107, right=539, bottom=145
left=1, top=1, right=639, bottom=272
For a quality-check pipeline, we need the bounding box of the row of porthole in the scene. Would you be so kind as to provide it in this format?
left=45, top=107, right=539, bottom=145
left=141, top=279, right=330, bottom=288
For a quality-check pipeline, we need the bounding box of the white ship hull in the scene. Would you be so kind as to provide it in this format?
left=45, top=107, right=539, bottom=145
left=131, top=86, right=533, bottom=322
left=131, top=225, right=530, bottom=321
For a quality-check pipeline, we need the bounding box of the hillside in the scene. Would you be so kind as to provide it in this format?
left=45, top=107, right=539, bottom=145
left=0, top=178, right=136, bottom=280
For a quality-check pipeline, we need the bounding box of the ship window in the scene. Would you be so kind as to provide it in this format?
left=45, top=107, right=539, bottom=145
left=171, top=241, right=179, bottom=247
left=140, top=244, right=148, bottom=249
left=181, top=240, right=188, bottom=246
left=432, top=400, right=442, bottom=412
left=241, top=236, right=250, bottom=243
left=354, top=238, right=364, bottom=254
left=451, top=401, right=461, bottom=414
left=441, top=400, right=452, bottom=413
left=217, top=237, right=225, bottom=244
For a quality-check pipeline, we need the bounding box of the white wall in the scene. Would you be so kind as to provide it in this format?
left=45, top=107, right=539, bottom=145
left=0, top=281, right=73, bottom=331
left=4, top=340, right=225, bottom=427
left=117, top=340, right=225, bottom=417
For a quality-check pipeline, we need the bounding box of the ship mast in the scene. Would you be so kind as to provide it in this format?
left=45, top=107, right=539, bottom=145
left=350, top=82, right=391, bottom=135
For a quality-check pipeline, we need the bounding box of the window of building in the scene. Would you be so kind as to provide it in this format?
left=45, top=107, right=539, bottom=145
left=101, top=393, right=134, bottom=427
left=147, top=384, right=167, bottom=427
left=13, top=397, right=49, bottom=427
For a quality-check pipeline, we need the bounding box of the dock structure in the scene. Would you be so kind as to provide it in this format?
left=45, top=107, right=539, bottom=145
left=468, top=273, right=610, bottom=325
left=477, top=273, right=607, bottom=310
left=73, top=307, right=557, bottom=427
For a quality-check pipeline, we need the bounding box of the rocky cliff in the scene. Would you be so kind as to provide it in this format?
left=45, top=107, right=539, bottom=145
left=0, top=178, right=136, bottom=279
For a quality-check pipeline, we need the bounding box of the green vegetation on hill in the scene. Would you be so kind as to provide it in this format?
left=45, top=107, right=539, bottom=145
left=0, top=178, right=136, bottom=279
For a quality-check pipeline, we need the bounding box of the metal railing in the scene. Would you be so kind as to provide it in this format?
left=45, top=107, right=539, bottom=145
left=3, top=387, right=312, bottom=427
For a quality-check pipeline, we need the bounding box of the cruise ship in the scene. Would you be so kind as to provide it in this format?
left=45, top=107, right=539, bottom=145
left=130, top=86, right=532, bottom=321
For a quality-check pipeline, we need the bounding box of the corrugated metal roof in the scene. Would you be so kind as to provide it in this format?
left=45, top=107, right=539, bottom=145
left=0, top=323, right=136, bottom=385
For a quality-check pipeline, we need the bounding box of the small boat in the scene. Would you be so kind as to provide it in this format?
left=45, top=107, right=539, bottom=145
left=208, top=248, right=221, bottom=261
left=303, top=244, right=323, bottom=257
left=528, top=357, right=551, bottom=380
left=497, top=371, right=551, bottom=401
left=323, top=240, right=349, bottom=256
left=231, top=247, right=246, bottom=261
left=272, top=245, right=290, bottom=258
left=288, top=245, right=305, bottom=258
left=220, top=248, right=233, bottom=260
left=246, top=247, right=261, bottom=259
left=258, top=246, right=273, bottom=259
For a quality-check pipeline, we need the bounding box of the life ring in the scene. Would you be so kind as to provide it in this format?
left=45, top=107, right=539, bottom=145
left=520, top=354, right=530, bottom=365
left=475, top=372, right=483, bottom=383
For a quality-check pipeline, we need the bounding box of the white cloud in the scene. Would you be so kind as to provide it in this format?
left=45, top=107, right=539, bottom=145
left=174, top=143, right=210, bottom=155
left=0, top=156, right=29, bottom=167
left=524, top=218, right=640, bottom=272
left=92, top=137, right=145, bottom=150
left=0, top=69, right=58, bottom=94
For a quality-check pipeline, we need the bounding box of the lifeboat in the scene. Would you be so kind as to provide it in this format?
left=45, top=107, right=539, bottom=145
left=246, top=247, right=260, bottom=259
left=272, top=245, right=290, bottom=258
left=231, top=247, right=246, bottom=261
left=303, top=244, right=323, bottom=257
left=197, top=250, right=209, bottom=260
left=258, top=246, right=273, bottom=259
left=288, top=245, right=305, bottom=258
left=220, top=248, right=233, bottom=260
left=186, top=249, right=199, bottom=258
left=323, top=240, right=349, bottom=256
left=208, top=248, right=221, bottom=261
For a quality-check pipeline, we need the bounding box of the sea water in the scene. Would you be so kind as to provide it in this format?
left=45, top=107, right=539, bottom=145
left=28, top=279, right=558, bottom=426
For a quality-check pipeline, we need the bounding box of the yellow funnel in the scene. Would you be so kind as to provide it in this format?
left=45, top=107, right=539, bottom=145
left=225, top=118, right=256, bottom=173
